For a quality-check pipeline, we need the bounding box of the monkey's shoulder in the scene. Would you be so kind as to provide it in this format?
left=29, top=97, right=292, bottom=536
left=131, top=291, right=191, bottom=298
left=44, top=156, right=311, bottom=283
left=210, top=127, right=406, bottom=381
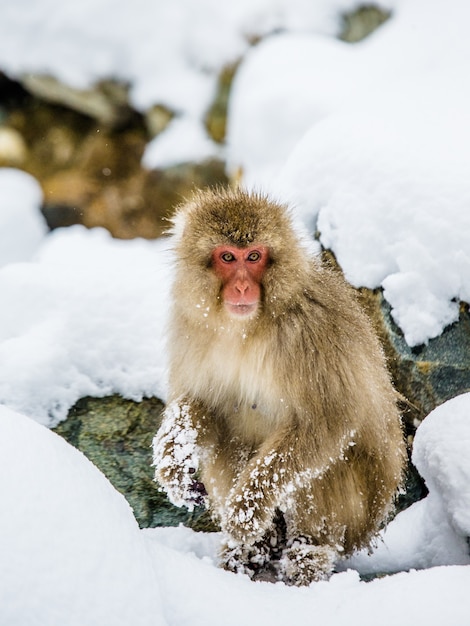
left=268, top=266, right=380, bottom=362
left=302, top=261, right=355, bottom=301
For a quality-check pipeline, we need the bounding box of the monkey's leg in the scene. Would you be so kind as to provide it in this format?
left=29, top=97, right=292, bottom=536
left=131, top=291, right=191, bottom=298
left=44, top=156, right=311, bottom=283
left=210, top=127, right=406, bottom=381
left=221, top=420, right=358, bottom=546
left=152, top=398, right=208, bottom=510
left=278, top=467, right=362, bottom=586
left=278, top=493, right=338, bottom=585
left=222, top=428, right=305, bottom=546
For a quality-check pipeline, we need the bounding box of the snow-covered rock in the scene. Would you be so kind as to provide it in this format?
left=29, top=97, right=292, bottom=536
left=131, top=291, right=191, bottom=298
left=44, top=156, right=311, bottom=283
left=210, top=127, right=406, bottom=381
left=227, top=0, right=470, bottom=346
left=276, top=108, right=470, bottom=347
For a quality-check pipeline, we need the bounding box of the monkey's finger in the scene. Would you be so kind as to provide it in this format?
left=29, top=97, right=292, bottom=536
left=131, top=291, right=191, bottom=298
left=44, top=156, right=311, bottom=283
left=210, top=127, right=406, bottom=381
left=190, top=480, right=208, bottom=496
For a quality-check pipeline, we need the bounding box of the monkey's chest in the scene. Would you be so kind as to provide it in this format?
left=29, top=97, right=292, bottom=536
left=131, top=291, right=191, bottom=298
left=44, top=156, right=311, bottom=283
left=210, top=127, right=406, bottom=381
left=205, top=337, right=274, bottom=398
left=226, top=400, right=283, bottom=444
left=183, top=335, right=285, bottom=440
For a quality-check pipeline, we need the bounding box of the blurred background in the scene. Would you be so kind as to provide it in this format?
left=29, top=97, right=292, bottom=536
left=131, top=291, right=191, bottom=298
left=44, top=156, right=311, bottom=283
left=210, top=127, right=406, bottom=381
left=0, top=0, right=388, bottom=239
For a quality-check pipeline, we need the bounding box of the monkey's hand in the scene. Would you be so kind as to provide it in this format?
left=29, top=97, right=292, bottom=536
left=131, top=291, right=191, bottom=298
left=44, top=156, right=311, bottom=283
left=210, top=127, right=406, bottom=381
left=152, top=400, right=208, bottom=511
left=223, top=455, right=280, bottom=545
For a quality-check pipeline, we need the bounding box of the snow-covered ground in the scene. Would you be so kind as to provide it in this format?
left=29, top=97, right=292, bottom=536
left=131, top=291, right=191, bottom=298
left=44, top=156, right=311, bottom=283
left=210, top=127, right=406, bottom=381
left=1, top=0, right=470, bottom=623
left=1, top=398, right=470, bottom=626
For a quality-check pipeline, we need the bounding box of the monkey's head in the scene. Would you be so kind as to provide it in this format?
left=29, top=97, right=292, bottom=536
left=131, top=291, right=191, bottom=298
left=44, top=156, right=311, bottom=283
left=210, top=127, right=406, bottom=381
left=171, top=187, right=313, bottom=325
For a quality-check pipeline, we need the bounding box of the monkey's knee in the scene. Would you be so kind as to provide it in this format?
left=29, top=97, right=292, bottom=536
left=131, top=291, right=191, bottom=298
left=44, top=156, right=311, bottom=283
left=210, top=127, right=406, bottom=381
left=279, top=539, right=337, bottom=586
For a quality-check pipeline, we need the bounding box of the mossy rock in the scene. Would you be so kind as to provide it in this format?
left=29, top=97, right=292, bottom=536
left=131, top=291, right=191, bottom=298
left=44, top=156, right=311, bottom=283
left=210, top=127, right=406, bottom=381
left=54, top=395, right=216, bottom=531
left=358, top=290, right=470, bottom=427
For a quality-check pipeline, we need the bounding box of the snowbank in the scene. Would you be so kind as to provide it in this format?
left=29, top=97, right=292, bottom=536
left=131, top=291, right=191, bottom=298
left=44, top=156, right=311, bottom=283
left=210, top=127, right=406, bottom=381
left=0, top=406, right=166, bottom=626
left=0, top=224, right=172, bottom=427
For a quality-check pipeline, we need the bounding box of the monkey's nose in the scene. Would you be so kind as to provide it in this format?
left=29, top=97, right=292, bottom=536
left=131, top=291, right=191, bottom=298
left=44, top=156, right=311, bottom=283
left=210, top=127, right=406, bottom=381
left=235, top=281, right=249, bottom=294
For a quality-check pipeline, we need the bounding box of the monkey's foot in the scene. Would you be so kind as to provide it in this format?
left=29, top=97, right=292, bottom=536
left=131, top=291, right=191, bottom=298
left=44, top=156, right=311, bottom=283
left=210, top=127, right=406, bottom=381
left=220, top=511, right=288, bottom=580
left=220, top=539, right=273, bottom=578
left=220, top=509, right=288, bottom=580
left=279, top=540, right=336, bottom=586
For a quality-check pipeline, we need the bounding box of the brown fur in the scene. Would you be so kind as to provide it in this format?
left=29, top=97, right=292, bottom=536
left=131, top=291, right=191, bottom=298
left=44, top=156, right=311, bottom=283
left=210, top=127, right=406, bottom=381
left=153, top=187, right=406, bottom=585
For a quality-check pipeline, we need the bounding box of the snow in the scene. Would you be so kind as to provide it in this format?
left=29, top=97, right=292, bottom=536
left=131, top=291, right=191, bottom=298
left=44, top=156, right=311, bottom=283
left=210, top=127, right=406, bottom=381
left=412, top=394, right=470, bottom=541
left=142, top=116, right=223, bottom=170
left=2, top=398, right=470, bottom=625
left=0, top=225, right=172, bottom=426
left=1, top=0, right=470, bottom=621
left=0, top=406, right=166, bottom=626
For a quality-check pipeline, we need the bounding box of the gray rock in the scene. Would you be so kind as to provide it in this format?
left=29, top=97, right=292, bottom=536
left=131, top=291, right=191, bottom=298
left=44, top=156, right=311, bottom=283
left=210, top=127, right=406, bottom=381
left=21, top=75, right=133, bottom=128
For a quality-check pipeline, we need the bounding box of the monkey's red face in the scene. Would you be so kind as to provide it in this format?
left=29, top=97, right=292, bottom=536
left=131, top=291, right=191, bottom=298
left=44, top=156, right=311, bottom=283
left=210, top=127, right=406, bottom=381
left=212, top=244, right=269, bottom=318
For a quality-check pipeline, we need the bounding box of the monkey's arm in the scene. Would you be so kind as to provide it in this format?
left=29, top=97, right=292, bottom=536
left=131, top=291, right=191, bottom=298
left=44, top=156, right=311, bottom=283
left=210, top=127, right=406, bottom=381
left=152, top=399, right=208, bottom=511
left=222, top=427, right=307, bottom=544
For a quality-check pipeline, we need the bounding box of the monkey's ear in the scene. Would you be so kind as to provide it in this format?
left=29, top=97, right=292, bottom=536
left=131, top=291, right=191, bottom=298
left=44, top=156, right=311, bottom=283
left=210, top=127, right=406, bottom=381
left=169, top=200, right=196, bottom=242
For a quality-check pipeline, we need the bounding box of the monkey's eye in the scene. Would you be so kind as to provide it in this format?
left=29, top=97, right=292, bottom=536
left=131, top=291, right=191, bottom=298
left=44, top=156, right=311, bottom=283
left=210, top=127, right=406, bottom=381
left=247, top=251, right=261, bottom=262
left=220, top=252, right=236, bottom=263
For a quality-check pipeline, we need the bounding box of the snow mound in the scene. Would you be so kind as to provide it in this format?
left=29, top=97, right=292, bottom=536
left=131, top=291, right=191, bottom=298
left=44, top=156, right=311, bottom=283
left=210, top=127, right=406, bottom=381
left=0, top=405, right=166, bottom=626
left=0, top=224, right=172, bottom=426
left=413, top=393, right=470, bottom=540
left=347, top=393, right=470, bottom=575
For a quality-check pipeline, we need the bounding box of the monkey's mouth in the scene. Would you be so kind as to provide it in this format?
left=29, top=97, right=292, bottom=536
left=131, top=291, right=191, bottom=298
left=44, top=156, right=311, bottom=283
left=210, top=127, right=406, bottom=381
left=225, top=302, right=258, bottom=318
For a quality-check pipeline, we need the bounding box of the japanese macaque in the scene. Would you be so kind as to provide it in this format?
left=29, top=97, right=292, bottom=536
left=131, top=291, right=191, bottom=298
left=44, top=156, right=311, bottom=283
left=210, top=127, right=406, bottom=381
left=153, top=187, right=405, bottom=585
